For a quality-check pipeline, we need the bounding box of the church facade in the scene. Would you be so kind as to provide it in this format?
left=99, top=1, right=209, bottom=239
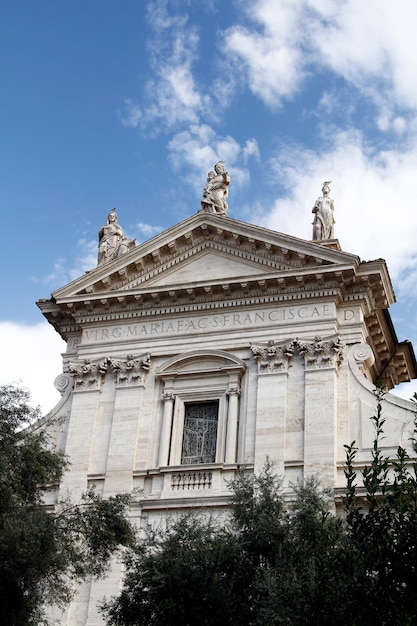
left=38, top=189, right=416, bottom=624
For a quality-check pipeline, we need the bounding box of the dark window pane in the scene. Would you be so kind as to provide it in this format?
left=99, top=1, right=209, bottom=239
left=181, top=401, right=219, bottom=464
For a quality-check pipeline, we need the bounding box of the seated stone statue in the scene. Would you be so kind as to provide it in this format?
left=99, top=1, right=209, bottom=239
left=201, top=161, right=230, bottom=215
left=97, top=208, right=135, bottom=265
left=312, top=181, right=335, bottom=240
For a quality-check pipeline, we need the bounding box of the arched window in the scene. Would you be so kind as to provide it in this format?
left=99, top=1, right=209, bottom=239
left=156, top=350, right=246, bottom=467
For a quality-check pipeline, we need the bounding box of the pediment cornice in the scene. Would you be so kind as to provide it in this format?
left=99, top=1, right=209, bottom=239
left=51, top=213, right=360, bottom=300
left=38, top=260, right=391, bottom=332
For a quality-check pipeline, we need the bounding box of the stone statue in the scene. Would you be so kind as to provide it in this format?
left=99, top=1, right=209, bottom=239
left=97, top=208, right=135, bottom=266
left=312, top=181, right=335, bottom=240
left=201, top=160, right=230, bottom=215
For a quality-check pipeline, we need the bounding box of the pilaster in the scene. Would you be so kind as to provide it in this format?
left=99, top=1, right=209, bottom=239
left=300, top=337, right=344, bottom=486
left=103, top=354, right=151, bottom=495
left=251, top=341, right=294, bottom=474
left=225, top=380, right=240, bottom=463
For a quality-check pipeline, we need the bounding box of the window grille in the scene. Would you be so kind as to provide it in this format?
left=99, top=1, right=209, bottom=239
left=181, top=401, right=219, bottom=464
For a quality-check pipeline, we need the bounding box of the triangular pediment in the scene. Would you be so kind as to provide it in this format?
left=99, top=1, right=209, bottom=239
left=51, top=212, right=360, bottom=302
left=143, top=248, right=271, bottom=288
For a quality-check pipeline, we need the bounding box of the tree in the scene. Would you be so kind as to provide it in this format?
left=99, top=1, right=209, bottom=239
left=103, top=463, right=347, bottom=626
left=229, top=465, right=350, bottom=626
left=343, top=387, right=417, bottom=625
left=0, top=384, right=135, bottom=626
left=103, top=514, right=252, bottom=626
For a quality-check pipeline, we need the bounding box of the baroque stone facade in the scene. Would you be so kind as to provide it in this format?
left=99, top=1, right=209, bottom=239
left=37, top=211, right=416, bottom=625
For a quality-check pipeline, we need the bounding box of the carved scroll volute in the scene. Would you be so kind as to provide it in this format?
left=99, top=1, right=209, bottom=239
left=350, top=343, right=375, bottom=370
left=54, top=373, right=74, bottom=396
left=162, top=391, right=176, bottom=402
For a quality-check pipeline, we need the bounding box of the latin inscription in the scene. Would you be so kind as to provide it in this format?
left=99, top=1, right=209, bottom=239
left=82, top=304, right=333, bottom=344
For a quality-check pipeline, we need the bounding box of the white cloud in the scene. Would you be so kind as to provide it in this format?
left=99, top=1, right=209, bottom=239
left=0, top=322, right=67, bottom=414
left=31, top=239, right=97, bottom=290
left=68, top=238, right=98, bottom=280
left=392, top=379, right=417, bottom=402
left=309, top=0, right=417, bottom=110
left=134, top=222, right=164, bottom=241
left=167, top=124, right=260, bottom=192
left=224, top=0, right=307, bottom=108
left=146, top=0, right=188, bottom=35
left=136, top=0, right=209, bottom=129
left=242, top=138, right=260, bottom=163
left=261, top=128, right=417, bottom=294
left=223, top=0, right=417, bottom=116
left=119, top=98, right=142, bottom=128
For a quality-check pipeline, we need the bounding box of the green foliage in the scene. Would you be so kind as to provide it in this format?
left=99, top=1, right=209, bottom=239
left=103, top=515, right=251, bottom=626
left=232, top=471, right=349, bottom=626
left=103, top=464, right=347, bottom=626
left=343, top=387, right=417, bottom=625
left=0, top=384, right=134, bottom=626
left=229, top=459, right=286, bottom=568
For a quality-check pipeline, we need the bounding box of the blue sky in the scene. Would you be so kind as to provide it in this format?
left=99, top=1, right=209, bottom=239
left=2, top=0, right=417, bottom=411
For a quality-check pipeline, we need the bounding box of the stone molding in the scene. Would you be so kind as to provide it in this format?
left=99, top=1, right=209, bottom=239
left=64, top=286, right=343, bottom=324
left=121, top=240, right=295, bottom=292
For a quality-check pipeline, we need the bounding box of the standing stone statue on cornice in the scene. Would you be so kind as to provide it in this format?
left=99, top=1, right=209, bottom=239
left=97, top=208, right=136, bottom=265
left=312, top=181, right=335, bottom=240
left=201, top=160, right=230, bottom=216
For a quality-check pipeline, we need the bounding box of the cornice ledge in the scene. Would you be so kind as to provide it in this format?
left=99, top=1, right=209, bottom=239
left=68, top=289, right=344, bottom=324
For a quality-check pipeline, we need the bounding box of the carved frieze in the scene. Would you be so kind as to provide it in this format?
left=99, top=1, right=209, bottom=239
left=68, top=354, right=151, bottom=389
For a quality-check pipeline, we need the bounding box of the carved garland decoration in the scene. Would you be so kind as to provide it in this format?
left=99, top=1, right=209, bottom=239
left=251, top=336, right=344, bottom=373
left=68, top=353, right=151, bottom=389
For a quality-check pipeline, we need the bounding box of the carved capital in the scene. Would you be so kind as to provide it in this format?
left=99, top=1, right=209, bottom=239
left=297, top=336, right=344, bottom=370
left=162, top=391, right=176, bottom=402
left=68, top=353, right=151, bottom=389
left=251, top=340, right=294, bottom=373
left=68, top=358, right=110, bottom=390
left=227, top=383, right=240, bottom=397
left=111, top=353, right=151, bottom=387
left=251, top=336, right=344, bottom=373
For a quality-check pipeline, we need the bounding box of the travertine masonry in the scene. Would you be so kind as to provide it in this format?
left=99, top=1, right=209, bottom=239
left=38, top=212, right=416, bottom=625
